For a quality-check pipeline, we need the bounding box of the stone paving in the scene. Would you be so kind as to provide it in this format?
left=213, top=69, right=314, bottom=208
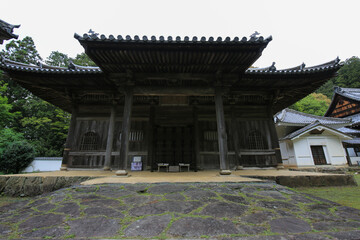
left=0, top=182, right=360, bottom=239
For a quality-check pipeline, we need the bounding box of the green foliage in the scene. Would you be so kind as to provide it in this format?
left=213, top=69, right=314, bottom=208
left=0, top=128, right=24, bottom=155
left=316, top=56, right=360, bottom=98
left=72, top=52, right=96, bottom=66
left=290, top=93, right=331, bottom=116
left=46, top=51, right=70, bottom=67
left=19, top=99, right=70, bottom=156
left=1, top=36, right=42, bottom=64
left=0, top=141, right=36, bottom=174
left=0, top=79, right=16, bottom=128
left=1, top=37, right=70, bottom=156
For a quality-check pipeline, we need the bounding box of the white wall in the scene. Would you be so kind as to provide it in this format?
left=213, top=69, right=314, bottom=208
left=23, top=157, right=62, bottom=172
left=286, top=131, right=348, bottom=167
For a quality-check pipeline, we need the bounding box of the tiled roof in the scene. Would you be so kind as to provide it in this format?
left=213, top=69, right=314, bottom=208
left=275, top=108, right=352, bottom=127
left=337, top=127, right=360, bottom=134
left=0, top=19, right=20, bottom=44
left=281, top=121, right=352, bottom=140
left=246, top=57, right=341, bottom=74
left=343, top=138, right=360, bottom=145
left=0, top=57, right=102, bottom=74
left=346, top=113, right=360, bottom=125
left=74, top=33, right=273, bottom=45
left=334, top=86, right=360, bottom=102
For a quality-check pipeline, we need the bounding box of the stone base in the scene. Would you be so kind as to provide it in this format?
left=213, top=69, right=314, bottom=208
left=277, top=164, right=285, bottom=170
left=103, top=166, right=111, bottom=171
left=236, top=165, right=244, bottom=170
left=115, top=170, right=128, bottom=176
left=60, top=166, right=68, bottom=171
left=219, top=170, right=232, bottom=175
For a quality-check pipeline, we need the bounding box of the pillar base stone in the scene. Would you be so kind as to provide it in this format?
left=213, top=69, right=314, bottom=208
left=115, top=170, right=128, bottom=176
left=236, top=165, right=244, bottom=170
left=277, top=163, right=285, bottom=169
left=220, top=170, right=232, bottom=175
left=103, top=166, right=111, bottom=171
left=60, top=166, right=68, bottom=171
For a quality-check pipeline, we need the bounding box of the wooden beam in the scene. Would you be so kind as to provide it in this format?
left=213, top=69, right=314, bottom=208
left=215, top=88, right=230, bottom=174
left=61, top=105, right=78, bottom=170
left=193, top=105, right=200, bottom=171
left=117, top=88, right=134, bottom=175
left=230, top=106, right=242, bottom=168
left=103, top=104, right=116, bottom=170
left=147, top=105, right=155, bottom=171
left=132, top=86, right=215, bottom=95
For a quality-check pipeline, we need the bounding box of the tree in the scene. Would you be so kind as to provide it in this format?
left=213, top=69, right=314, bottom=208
left=2, top=36, right=42, bottom=64
left=0, top=141, right=36, bottom=174
left=316, top=56, right=360, bottom=98
left=1, top=37, right=70, bottom=156
left=0, top=79, right=16, bottom=128
left=290, top=93, right=331, bottom=116
left=72, top=52, right=96, bottom=66
left=46, top=51, right=70, bottom=67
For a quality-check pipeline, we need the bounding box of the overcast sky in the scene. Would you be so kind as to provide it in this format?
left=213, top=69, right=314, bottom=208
left=1, top=0, right=359, bottom=69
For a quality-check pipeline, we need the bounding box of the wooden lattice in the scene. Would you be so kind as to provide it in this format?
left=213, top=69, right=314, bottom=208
left=80, top=132, right=99, bottom=150
left=247, top=130, right=267, bottom=149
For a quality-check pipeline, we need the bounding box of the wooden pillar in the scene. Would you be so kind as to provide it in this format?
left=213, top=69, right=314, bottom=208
left=230, top=106, right=242, bottom=170
left=104, top=104, right=116, bottom=170
left=267, top=117, right=283, bottom=168
left=193, top=105, right=200, bottom=172
left=116, top=88, right=133, bottom=176
left=147, top=105, right=155, bottom=171
left=215, top=88, right=231, bottom=175
left=61, top=105, right=78, bottom=171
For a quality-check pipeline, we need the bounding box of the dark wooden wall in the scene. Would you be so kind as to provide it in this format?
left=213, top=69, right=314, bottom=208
left=68, top=104, right=278, bottom=169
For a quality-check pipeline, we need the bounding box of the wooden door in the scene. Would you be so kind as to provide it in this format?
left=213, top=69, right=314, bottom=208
left=311, top=146, right=327, bottom=165
left=154, top=126, right=193, bottom=167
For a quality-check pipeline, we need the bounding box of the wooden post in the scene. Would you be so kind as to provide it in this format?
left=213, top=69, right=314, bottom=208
left=147, top=105, right=155, bottom=171
left=193, top=105, right=200, bottom=172
left=215, top=88, right=230, bottom=175
left=230, top=106, right=242, bottom=170
left=116, top=88, right=133, bottom=176
left=61, top=105, right=78, bottom=171
left=104, top=104, right=116, bottom=170
left=267, top=117, right=283, bottom=168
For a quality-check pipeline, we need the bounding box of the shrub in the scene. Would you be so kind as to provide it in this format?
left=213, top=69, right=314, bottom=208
left=0, top=141, right=36, bottom=174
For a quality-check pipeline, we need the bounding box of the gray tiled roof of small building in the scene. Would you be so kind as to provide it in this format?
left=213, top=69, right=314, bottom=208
left=346, top=113, right=360, bottom=124
left=334, top=86, right=360, bottom=102
left=74, top=33, right=273, bottom=45
left=281, top=121, right=352, bottom=140
left=275, top=108, right=352, bottom=126
left=343, top=138, right=360, bottom=144
left=281, top=121, right=322, bottom=140
left=337, top=127, right=360, bottom=134
left=0, top=57, right=102, bottom=74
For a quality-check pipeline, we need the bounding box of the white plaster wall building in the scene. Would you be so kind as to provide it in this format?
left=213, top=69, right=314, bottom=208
left=275, top=109, right=355, bottom=168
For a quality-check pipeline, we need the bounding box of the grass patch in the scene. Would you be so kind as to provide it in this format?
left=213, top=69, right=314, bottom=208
left=295, top=174, right=360, bottom=210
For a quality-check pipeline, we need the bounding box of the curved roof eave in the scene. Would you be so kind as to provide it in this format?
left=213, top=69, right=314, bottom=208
left=0, top=57, right=102, bottom=74
left=0, top=19, right=20, bottom=43
left=74, top=33, right=273, bottom=45
left=246, top=57, right=342, bottom=75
